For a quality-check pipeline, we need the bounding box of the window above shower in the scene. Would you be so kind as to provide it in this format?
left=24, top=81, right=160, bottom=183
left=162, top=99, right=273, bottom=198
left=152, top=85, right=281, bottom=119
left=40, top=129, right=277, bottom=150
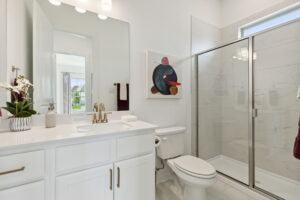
left=239, top=2, right=300, bottom=38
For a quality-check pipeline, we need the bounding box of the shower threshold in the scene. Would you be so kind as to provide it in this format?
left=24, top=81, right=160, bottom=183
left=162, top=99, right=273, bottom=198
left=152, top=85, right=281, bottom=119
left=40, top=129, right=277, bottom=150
left=208, top=155, right=300, bottom=200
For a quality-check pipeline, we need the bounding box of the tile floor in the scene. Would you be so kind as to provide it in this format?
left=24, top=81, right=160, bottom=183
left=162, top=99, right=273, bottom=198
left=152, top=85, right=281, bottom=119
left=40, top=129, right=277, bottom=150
left=156, top=177, right=264, bottom=200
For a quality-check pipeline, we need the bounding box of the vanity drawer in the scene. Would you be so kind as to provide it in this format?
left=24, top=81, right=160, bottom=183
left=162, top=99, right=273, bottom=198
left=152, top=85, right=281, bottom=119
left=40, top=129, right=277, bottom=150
left=0, top=151, right=45, bottom=189
left=0, top=181, right=45, bottom=200
left=56, top=139, right=115, bottom=173
left=117, top=133, right=154, bottom=160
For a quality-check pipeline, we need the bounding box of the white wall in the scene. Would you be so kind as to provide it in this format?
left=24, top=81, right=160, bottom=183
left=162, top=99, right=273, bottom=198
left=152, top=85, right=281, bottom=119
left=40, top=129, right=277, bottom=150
left=191, top=17, right=222, bottom=157
left=220, top=0, right=299, bottom=43
left=220, top=0, right=294, bottom=28
left=33, top=0, right=55, bottom=113
left=0, top=0, right=7, bottom=110
left=7, top=0, right=33, bottom=82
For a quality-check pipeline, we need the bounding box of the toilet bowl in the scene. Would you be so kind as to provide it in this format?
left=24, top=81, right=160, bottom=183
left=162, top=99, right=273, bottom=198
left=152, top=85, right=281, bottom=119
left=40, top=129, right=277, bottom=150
left=167, top=155, right=217, bottom=200
left=155, top=127, right=217, bottom=200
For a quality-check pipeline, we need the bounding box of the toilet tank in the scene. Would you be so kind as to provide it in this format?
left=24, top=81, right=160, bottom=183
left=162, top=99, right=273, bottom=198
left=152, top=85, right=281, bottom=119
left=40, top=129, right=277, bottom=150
left=155, top=127, right=186, bottom=159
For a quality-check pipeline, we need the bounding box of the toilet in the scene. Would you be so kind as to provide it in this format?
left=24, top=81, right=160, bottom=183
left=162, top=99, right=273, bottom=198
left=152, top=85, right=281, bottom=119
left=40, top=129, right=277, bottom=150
left=155, top=127, right=217, bottom=200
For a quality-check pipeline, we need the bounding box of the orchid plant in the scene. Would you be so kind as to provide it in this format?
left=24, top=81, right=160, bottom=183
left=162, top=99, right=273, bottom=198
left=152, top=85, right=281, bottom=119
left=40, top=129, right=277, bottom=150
left=0, top=76, right=37, bottom=118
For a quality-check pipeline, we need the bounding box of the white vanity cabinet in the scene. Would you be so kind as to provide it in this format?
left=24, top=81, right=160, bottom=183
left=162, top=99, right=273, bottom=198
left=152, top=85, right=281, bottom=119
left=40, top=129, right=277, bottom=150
left=114, top=154, right=155, bottom=200
left=0, top=128, right=155, bottom=200
left=56, top=164, right=114, bottom=200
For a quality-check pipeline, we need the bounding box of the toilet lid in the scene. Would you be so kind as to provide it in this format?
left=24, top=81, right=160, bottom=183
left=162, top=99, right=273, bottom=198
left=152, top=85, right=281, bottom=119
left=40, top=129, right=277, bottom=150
left=173, top=155, right=216, bottom=177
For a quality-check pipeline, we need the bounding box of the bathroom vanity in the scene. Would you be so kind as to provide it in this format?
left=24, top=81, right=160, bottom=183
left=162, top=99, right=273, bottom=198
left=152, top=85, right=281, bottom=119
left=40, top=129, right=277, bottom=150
left=0, top=121, right=156, bottom=200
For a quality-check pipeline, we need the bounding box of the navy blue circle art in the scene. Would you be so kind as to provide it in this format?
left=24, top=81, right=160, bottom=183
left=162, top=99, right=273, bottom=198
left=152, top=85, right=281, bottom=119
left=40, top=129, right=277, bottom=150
left=152, top=64, right=178, bottom=95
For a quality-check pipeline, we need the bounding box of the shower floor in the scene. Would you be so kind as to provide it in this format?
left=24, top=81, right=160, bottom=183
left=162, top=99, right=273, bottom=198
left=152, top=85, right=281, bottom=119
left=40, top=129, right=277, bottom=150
left=209, top=155, right=300, bottom=200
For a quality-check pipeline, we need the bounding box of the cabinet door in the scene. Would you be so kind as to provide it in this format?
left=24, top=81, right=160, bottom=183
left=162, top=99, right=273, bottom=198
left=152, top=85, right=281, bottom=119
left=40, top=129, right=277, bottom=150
left=56, top=164, right=113, bottom=200
left=114, top=154, right=155, bottom=200
left=0, top=181, right=44, bottom=200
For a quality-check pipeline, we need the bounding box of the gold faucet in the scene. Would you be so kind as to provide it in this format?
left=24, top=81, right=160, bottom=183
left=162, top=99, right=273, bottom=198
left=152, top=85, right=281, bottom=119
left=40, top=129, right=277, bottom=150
left=89, top=103, right=112, bottom=124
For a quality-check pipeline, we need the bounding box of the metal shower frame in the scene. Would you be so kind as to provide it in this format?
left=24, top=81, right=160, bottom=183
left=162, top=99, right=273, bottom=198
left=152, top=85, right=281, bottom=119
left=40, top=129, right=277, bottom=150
left=194, top=18, right=300, bottom=200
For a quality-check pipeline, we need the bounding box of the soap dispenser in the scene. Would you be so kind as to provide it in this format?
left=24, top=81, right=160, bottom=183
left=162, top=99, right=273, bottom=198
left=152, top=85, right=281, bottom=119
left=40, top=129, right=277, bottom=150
left=45, top=103, right=56, bottom=128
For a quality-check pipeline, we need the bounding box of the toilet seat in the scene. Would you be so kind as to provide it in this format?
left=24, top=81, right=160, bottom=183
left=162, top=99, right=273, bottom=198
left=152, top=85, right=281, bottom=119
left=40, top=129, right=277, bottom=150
left=173, top=155, right=216, bottom=179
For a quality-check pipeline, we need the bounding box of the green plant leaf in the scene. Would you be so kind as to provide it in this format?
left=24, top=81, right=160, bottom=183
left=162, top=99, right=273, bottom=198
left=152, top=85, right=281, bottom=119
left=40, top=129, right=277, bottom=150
left=28, top=110, right=37, bottom=115
left=6, top=102, right=16, bottom=108
left=21, top=102, right=32, bottom=111
left=17, top=101, right=26, bottom=111
left=2, top=106, right=16, bottom=115
left=15, top=111, right=32, bottom=118
left=3, top=100, right=36, bottom=117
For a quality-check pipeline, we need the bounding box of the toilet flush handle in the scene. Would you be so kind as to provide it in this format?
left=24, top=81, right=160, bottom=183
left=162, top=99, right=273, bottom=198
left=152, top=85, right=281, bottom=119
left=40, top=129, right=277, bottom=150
left=162, top=137, right=168, bottom=141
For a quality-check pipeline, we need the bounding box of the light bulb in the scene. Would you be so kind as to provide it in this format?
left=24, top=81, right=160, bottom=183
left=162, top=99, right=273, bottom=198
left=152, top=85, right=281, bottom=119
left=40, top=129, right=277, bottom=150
left=75, top=7, right=87, bottom=13
left=98, top=14, right=108, bottom=20
left=101, top=0, right=112, bottom=11
left=241, top=47, right=248, bottom=58
left=253, top=52, right=258, bottom=60
left=48, top=0, right=61, bottom=6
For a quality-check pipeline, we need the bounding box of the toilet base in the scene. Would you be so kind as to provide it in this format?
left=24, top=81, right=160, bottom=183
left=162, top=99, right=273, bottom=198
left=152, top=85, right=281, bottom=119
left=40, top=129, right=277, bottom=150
left=183, top=186, right=207, bottom=200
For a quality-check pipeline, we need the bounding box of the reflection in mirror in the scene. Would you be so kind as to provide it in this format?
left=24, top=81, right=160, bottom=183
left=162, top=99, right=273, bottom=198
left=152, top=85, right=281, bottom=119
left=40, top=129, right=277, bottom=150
left=4, top=0, right=130, bottom=115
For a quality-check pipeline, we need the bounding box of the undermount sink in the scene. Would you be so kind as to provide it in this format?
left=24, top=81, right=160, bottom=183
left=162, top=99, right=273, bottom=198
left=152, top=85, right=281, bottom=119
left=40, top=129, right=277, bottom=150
left=77, top=122, right=132, bottom=133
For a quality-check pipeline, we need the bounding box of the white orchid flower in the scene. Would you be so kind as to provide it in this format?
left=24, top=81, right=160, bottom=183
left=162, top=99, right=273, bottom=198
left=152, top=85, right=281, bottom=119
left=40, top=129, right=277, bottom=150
left=0, top=82, right=20, bottom=94
left=0, top=82, right=13, bottom=90
left=11, top=86, right=21, bottom=94
left=16, top=76, right=33, bottom=90
left=0, top=76, right=33, bottom=101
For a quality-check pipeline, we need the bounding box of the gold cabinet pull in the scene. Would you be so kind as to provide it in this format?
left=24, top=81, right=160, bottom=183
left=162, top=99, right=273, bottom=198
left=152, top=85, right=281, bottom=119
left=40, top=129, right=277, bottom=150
left=117, top=167, right=120, bottom=188
left=109, top=169, right=113, bottom=190
left=0, top=167, right=25, bottom=176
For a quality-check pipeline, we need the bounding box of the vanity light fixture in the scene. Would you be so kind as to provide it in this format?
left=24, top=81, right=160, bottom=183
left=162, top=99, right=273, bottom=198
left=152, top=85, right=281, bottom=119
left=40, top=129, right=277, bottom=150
left=98, top=14, right=108, bottom=20
left=75, top=7, right=87, bottom=13
left=101, top=0, right=112, bottom=11
left=48, top=0, right=61, bottom=6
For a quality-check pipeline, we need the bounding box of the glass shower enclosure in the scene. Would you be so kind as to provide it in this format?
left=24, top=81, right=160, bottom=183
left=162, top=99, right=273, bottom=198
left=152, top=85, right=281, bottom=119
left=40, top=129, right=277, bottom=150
left=196, top=20, right=300, bottom=200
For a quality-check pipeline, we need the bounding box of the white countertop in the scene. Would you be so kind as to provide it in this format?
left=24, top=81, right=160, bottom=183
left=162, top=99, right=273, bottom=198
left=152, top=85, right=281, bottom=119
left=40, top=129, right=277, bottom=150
left=0, top=120, right=157, bottom=150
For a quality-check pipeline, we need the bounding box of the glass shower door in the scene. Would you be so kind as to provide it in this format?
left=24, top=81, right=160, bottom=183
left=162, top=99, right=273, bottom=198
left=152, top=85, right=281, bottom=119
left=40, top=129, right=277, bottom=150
left=253, top=21, right=300, bottom=200
left=197, top=39, right=250, bottom=185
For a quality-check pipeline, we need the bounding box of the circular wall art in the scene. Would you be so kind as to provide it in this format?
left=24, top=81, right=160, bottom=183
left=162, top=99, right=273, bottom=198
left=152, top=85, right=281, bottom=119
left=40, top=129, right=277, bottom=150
left=150, top=56, right=181, bottom=96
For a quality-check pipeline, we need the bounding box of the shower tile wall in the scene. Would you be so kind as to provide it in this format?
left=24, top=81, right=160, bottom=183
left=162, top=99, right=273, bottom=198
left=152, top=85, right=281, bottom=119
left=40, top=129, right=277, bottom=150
left=198, top=50, right=222, bottom=160
left=198, top=39, right=249, bottom=166
left=253, top=21, right=300, bottom=182
left=219, top=43, right=249, bottom=164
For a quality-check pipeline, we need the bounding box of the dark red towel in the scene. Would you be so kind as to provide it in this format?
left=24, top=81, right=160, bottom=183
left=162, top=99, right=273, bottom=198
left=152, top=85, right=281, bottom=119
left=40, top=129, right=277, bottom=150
left=293, top=118, right=300, bottom=159
left=117, top=83, right=129, bottom=111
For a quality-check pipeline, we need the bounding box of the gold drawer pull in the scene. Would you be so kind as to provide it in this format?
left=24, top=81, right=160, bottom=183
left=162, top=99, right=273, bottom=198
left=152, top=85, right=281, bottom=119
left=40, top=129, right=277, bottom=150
left=0, top=167, right=25, bottom=176
left=117, top=167, right=120, bottom=188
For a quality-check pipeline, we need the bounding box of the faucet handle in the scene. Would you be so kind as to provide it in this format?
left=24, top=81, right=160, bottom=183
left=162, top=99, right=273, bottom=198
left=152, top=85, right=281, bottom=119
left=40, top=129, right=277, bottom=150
left=93, top=103, right=99, bottom=112
left=102, top=112, right=112, bottom=123
left=99, top=103, right=105, bottom=111
left=87, top=113, right=97, bottom=124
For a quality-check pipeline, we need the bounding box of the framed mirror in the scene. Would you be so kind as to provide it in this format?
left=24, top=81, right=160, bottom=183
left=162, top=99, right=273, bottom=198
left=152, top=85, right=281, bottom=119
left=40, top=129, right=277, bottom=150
left=2, top=0, right=130, bottom=115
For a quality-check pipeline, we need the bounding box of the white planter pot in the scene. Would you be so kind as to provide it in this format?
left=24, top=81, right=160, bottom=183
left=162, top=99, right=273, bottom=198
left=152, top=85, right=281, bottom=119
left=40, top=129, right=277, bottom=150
left=9, top=117, right=32, bottom=132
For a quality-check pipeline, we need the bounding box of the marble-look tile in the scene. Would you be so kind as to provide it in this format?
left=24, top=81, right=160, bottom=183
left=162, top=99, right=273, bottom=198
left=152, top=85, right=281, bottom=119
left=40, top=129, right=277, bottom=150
left=156, top=178, right=261, bottom=200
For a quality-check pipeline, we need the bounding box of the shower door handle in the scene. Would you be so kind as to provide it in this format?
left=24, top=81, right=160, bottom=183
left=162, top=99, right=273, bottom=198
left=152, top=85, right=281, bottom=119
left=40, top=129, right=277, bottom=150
left=252, top=108, right=258, bottom=118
